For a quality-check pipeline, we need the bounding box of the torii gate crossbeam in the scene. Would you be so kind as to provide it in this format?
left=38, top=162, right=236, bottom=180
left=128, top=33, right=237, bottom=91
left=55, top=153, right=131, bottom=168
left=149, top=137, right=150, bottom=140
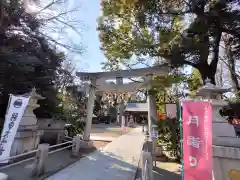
left=76, top=65, right=168, bottom=145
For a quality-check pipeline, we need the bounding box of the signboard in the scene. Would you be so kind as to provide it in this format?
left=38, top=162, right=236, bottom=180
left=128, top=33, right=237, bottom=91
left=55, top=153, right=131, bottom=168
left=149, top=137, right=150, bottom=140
left=151, top=125, right=158, bottom=140
left=0, top=95, right=30, bottom=163
left=166, top=104, right=177, bottom=119
left=182, top=101, right=212, bottom=180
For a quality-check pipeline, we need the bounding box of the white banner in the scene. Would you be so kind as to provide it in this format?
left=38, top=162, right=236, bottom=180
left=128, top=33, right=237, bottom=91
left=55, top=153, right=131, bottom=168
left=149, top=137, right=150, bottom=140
left=0, top=95, right=30, bottom=163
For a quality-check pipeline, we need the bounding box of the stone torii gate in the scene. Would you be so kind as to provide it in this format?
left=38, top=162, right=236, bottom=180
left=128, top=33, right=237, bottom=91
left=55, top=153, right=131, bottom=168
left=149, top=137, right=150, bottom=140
left=76, top=65, right=168, bottom=143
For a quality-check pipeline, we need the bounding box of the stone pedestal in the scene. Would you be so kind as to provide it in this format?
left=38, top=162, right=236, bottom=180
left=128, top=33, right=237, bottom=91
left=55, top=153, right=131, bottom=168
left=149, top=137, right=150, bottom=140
left=212, top=138, right=240, bottom=180
left=195, top=79, right=240, bottom=180
left=32, top=143, right=49, bottom=177
left=196, top=79, right=236, bottom=138
left=10, top=89, right=44, bottom=156
left=79, top=140, right=93, bottom=149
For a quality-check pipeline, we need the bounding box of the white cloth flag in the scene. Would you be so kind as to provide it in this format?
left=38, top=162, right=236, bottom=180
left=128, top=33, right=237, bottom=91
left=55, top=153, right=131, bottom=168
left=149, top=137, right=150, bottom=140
left=0, top=95, right=30, bottom=163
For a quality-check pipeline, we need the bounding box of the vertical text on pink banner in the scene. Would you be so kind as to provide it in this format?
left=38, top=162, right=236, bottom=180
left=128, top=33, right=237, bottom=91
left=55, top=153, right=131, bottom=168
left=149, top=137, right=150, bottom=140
left=182, top=101, right=212, bottom=180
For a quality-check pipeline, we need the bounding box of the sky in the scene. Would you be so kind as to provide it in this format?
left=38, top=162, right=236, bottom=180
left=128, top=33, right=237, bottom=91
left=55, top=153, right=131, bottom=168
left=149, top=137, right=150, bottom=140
left=72, top=0, right=105, bottom=72
left=25, top=0, right=105, bottom=72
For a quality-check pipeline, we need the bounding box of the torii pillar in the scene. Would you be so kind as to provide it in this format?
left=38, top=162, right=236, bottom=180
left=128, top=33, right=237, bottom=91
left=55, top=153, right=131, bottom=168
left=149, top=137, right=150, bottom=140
left=83, top=82, right=96, bottom=141
left=116, top=77, right=124, bottom=126
left=146, top=74, right=158, bottom=139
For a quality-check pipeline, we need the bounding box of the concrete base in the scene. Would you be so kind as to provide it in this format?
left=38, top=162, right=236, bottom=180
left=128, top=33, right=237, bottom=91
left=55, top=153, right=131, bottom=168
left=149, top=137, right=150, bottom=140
left=80, top=140, right=94, bottom=149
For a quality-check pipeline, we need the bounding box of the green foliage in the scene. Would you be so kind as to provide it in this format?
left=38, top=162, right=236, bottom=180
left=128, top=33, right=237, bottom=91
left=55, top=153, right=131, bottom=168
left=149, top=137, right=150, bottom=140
left=0, top=0, right=75, bottom=119
left=156, top=117, right=181, bottom=161
left=53, top=89, right=86, bottom=136
left=156, top=101, right=182, bottom=160
left=187, top=68, right=203, bottom=97
left=99, top=0, right=240, bottom=84
left=98, top=0, right=183, bottom=70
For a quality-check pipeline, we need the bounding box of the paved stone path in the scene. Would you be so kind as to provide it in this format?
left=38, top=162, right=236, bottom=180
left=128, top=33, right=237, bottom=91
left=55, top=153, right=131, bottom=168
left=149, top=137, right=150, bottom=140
left=91, top=123, right=134, bottom=137
left=47, top=127, right=144, bottom=180
left=135, top=155, right=181, bottom=180
left=90, top=135, right=117, bottom=142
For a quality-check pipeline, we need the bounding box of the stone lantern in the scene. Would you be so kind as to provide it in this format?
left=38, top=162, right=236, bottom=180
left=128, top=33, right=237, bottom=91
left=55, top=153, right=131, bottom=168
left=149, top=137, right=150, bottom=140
left=10, top=88, right=44, bottom=156
left=196, top=82, right=240, bottom=180
left=196, top=79, right=236, bottom=138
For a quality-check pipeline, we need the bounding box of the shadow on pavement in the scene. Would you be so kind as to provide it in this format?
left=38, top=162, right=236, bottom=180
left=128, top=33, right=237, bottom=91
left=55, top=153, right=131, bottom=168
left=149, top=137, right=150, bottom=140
left=1, top=147, right=139, bottom=180
left=1, top=148, right=81, bottom=180
left=153, top=166, right=181, bottom=180
left=1, top=146, right=111, bottom=180
left=46, top=149, right=139, bottom=180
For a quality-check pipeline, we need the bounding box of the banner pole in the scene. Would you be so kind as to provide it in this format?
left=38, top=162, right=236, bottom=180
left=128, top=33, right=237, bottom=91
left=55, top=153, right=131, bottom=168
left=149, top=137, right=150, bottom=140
left=179, top=101, right=184, bottom=180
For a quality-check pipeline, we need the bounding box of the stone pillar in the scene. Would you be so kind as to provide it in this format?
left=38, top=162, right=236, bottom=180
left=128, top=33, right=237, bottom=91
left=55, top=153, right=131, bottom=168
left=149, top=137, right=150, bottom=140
left=116, top=77, right=124, bottom=126
left=72, top=136, right=81, bottom=156
left=121, top=115, right=125, bottom=128
left=83, top=83, right=96, bottom=141
left=146, top=74, right=158, bottom=138
left=32, top=143, right=49, bottom=176
left=196, top=79, right=236, bottom=138
left=119, top=102, right=124, bottom=125
left=142, top=150, right=153, bottom=180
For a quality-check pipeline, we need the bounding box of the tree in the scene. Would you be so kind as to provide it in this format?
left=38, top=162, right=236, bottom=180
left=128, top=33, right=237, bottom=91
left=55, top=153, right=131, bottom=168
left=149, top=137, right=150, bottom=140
left=221, top=34, right=240, bottom=97
left=98, top=0, right=240, bottom=85
left=187, top=68, right=203, bottom=97
left=24, top=0, right=83, bottom=54
left=0, top=0, right=82, bottom=119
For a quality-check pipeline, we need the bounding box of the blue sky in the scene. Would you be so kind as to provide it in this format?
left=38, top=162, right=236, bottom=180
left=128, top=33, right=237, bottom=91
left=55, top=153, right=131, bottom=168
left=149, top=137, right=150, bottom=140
left=73, top=0, right=105, bottom=72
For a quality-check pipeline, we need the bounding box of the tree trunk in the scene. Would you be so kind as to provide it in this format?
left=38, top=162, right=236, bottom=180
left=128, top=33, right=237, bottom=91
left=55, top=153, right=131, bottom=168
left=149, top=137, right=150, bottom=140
left=198, top=63, right=216, bottom=85
left=223, top=34, right=240, bottom=97
left=226, top=43, right=240, bottom=91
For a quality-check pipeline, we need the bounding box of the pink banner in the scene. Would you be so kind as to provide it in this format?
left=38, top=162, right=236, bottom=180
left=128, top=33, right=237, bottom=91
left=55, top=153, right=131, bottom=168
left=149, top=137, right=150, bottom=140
left=182, top=101, right=212, bottom=180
